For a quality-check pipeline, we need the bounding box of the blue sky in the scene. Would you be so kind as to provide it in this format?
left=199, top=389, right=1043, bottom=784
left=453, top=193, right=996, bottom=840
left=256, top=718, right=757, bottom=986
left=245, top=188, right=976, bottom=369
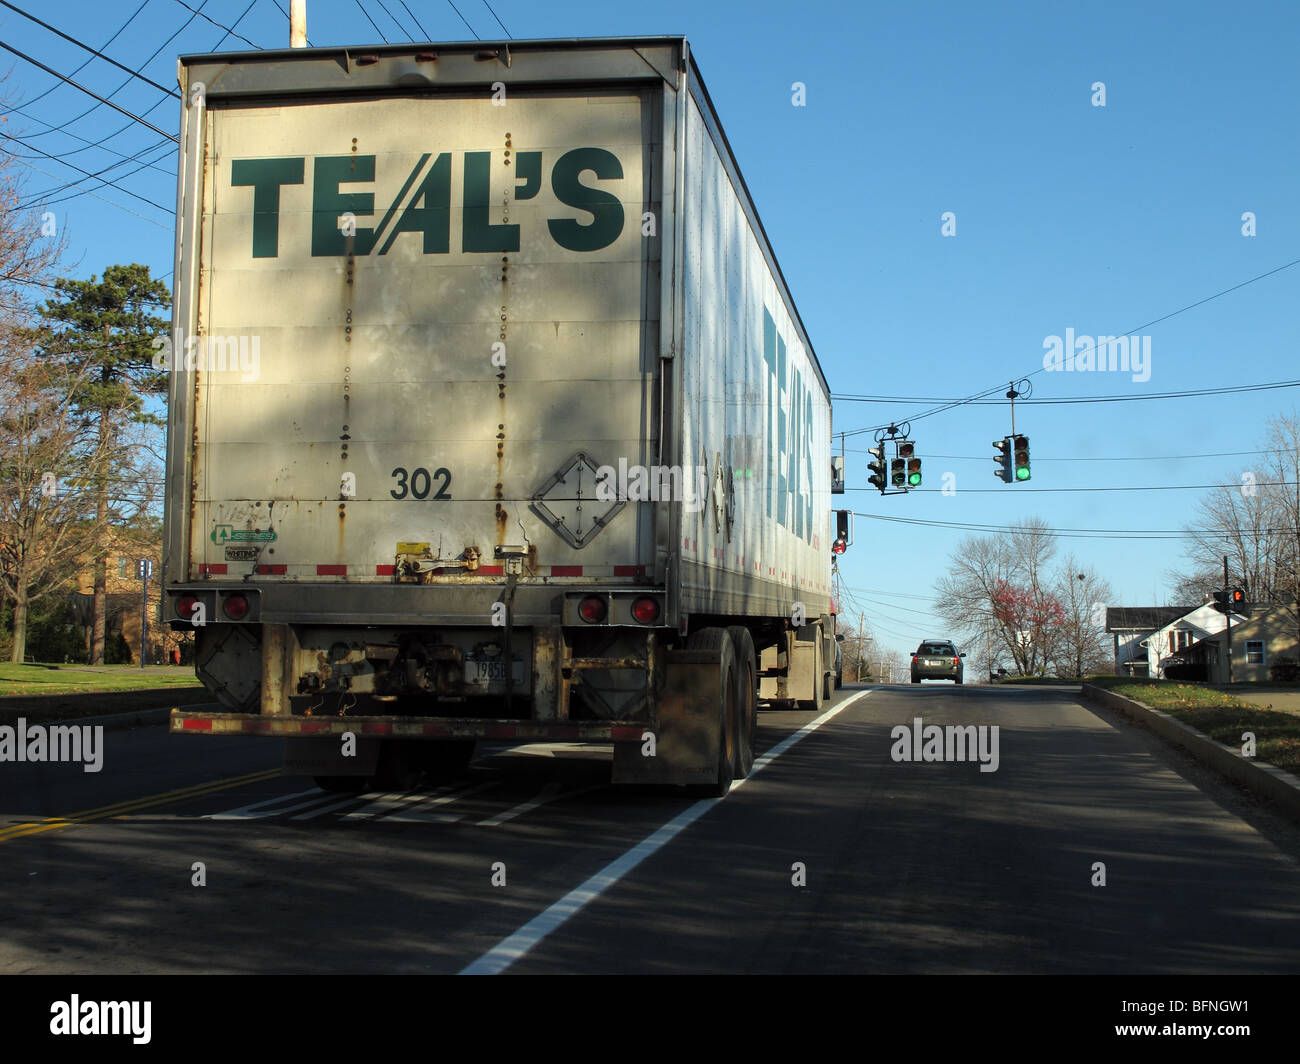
left=4, top=0, right=1298, bottom=660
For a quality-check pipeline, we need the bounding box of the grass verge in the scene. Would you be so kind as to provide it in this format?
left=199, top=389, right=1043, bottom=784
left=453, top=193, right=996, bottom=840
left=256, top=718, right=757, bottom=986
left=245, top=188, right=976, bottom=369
left=1086, top=675, right=1300, bottom=779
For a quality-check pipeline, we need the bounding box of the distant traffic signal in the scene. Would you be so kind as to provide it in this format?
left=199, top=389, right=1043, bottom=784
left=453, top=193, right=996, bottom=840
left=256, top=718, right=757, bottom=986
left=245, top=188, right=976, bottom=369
left=1012, top=435, right=1030, bottom=481
left=868, top=445, right=888, bottom=493
left=898, top=441, right=921, bottom=488
left=1212, top=590, right=1229, bottom=613
left=1230, top=587, right=1247, bottom=613
left=891, top=457, right=906, bottom=487
left=993, top=438, right=1012, bottom=483
left=832, top=510, right=851, bottom=554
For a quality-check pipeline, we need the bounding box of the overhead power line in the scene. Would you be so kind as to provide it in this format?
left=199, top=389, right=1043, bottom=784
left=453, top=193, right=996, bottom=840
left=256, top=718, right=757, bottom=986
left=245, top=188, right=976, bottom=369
left=354, top=0, right=390, bottom=42
left=840, top=254, right=1300, bottom=438
left=0, top=131, right=175, bottom=214
left=0, top=40, right=178, bottom=141
left=854, top=511, right=1296, bottom=541
left=445, top=0, right=481, bottom=38
left=0, top=1, right=180, bottom=98
left=835, top=379, right=1300, bottom=407
left=479, top=0, right=512, bottom=38
left=847, top=480, right=1300, bottom=495
left=171, top=0, right=261, bottom=49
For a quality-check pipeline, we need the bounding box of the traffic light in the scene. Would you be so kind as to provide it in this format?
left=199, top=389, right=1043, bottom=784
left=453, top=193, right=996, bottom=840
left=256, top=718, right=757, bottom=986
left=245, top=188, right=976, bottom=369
left=867, top=445, right=888, bottom=493
left=1230, top=587, right=1247, bottom=614
left=898, top=441, right=921, bottom=487
left=1212, top=590, right=1229, bottom=613
left=832, top=510, right=851, bottom=554
left=993, top=438, right=1012, bottom=483
left=1012, top=435, right=1030, bottom=481
left=890, top=457, right=906, bottom=487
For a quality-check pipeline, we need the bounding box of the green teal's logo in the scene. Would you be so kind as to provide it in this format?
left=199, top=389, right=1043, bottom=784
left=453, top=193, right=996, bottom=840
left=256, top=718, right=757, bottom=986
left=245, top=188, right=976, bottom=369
left=211, top=525, right=277, bottom=544
left=763, top=307, right=815, bottom=545
left=231, top=148, right=625, bottom=259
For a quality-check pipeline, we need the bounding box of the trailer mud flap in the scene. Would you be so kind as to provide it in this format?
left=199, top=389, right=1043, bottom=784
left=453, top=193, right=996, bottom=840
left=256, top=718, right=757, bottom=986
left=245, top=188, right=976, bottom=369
left=284, top=736, right=381, bottom=778
left=612, top=648, right=719, bottom=786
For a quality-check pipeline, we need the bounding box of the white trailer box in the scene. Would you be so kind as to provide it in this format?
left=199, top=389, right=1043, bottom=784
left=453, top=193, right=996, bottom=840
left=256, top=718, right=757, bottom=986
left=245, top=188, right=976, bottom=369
left=165, top=37, right=838, bottom=792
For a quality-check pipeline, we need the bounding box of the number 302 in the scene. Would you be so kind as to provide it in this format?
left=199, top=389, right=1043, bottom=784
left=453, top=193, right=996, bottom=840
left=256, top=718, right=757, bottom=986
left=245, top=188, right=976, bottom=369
left=390, top=466, right=452, bottom=500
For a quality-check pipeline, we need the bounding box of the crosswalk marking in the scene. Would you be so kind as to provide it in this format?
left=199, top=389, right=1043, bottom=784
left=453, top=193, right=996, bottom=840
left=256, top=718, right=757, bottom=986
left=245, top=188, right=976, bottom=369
left=382, top=781, right=500, bottom=823
left=289, top=794, right=373, bottom=821
left=477, top=781, right=573, bottom=826
left=203, top=788, right=326, bottom=821
left=201, top=778, right=599, bottom=826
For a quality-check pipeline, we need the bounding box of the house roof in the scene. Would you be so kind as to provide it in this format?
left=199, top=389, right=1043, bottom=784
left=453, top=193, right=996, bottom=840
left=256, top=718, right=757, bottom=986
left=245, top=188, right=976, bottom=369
left=1106, top=606, right=1196, bottom=633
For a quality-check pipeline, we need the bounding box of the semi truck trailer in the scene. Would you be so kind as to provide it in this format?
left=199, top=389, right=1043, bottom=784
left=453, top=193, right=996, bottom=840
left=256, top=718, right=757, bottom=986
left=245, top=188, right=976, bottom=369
left=163, top=35, right=843, bottom=795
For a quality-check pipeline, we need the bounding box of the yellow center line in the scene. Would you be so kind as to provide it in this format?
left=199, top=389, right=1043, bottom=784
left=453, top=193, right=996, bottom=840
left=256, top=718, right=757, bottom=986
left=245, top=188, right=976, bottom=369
left=0, top=767, right=282, bottom=843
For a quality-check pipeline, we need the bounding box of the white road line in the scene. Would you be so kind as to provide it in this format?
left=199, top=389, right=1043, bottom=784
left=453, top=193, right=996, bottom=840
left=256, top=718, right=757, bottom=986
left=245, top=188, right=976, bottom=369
left=202, top=787, right=327, bottom=821
left=383, top=780, right=499, bottom=823
left=289, top=795, right=373, bottom=821
left=460, top=690, right=872, bottom=974
left=477, top=781, right=590, bottom=827
left=340, top=790, right=421, bottom=821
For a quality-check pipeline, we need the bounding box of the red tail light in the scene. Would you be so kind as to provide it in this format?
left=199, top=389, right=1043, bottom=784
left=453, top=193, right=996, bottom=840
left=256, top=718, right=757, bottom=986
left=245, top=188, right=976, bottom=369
left=631, top=596, right=660, bottom=624
left=176, top=595, right=199, bottom=620
left=953, top=657, right=960, bottom=666
left=578, top=596, right=607, bottom=623
left=222, top=593, right=249, bottom=620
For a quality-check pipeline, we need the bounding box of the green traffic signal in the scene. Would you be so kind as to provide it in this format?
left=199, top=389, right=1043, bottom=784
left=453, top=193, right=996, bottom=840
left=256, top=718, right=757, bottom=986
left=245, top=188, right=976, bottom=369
left=1013, top=435, right=1030, bottom=481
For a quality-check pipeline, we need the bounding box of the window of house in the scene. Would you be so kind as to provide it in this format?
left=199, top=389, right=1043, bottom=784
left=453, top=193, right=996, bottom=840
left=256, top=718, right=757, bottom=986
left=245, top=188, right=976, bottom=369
left=1246, top=641, right=1264, bottom=665
left=1176, top=630, right=1191, bottom=651
left=118, top=558, right=129, bottom=578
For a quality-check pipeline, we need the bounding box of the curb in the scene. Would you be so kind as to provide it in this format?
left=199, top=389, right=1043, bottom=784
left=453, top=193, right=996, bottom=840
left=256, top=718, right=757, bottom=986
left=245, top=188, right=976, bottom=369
left=1081, top=682, right=1300, bottom=822
left=0, top=689, right=218, bottom=731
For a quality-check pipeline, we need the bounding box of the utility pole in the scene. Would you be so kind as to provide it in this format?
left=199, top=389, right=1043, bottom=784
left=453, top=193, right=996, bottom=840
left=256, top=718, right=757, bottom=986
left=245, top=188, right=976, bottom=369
left=290, top=0, right=307, bottom=47
left=138, top=558, right=153, bottom=669
left=1224, top=554, right=1233, bottom=684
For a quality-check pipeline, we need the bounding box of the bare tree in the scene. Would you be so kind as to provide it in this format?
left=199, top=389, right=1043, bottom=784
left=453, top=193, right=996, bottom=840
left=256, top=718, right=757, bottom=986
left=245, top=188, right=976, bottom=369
left=0, top=344, right=112, bottom=661
left=1177, top=412, right=1300, bottom=646
left=934, top=517, right=1063, bottom=675
left=1051, top=556, right=1114, bottom=678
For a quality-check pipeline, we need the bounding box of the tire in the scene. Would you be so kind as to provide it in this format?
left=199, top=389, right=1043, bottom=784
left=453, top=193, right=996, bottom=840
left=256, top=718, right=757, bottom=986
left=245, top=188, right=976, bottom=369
left=687, top=628, right=738, bottom=796
left=912, top=676, right=921, bottom=684
left=955, top=677, right=963, bottom=686
left=314, top=775, right=367, bottom=794
left=823, top=669, right=834, bottom=701
left=796, top=633, right=823, bottom=711
left=371, top=740, right=423, bottom=791
left=419, top=740, right=476, bottom=781
left=726, top=626, right=757, bottom=779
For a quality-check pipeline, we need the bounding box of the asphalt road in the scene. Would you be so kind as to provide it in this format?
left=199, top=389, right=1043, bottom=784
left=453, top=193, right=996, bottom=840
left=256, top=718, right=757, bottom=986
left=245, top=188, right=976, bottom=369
left=3, top=682, right=1299, bottom=974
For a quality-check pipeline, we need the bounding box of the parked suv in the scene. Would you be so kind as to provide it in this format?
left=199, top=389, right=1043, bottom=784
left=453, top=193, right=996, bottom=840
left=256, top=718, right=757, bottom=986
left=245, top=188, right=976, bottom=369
left=911, top=640, right=965, bottom=684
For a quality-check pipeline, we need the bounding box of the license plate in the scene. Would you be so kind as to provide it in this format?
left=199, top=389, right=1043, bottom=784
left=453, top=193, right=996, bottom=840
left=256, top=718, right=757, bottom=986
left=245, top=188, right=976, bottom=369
left=465, top=659, right=526, bottom=685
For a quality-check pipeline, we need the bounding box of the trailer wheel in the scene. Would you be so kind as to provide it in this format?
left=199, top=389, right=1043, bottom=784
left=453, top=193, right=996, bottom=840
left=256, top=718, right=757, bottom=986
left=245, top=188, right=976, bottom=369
left=419, top=740, right=476, bottom=781
left=823, top=669, right=834, bottom=702
left=687, top=628, right=737, bottom=797
left=796, top=635, right=823, bottom=712
left=371, top=741, right=423, bottom=791
left=726, top=626, right=757, bottom=778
